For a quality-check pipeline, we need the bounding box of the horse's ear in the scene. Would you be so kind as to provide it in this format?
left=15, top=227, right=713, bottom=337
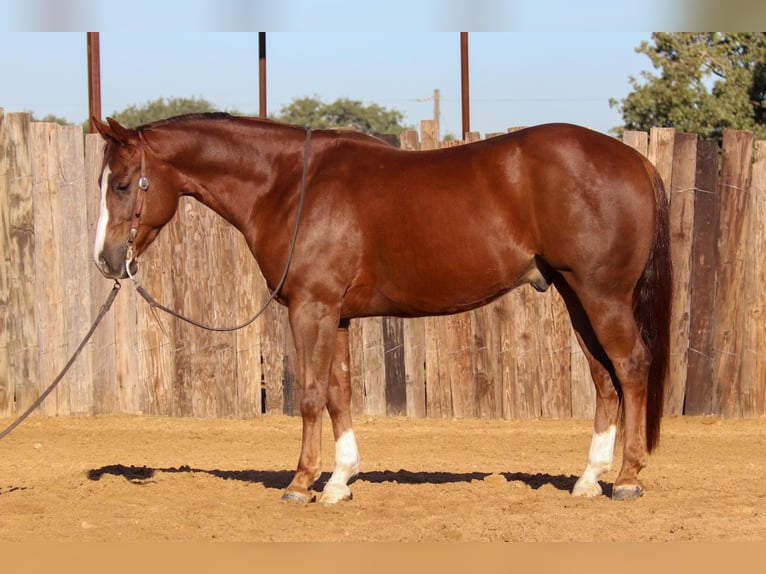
left=92, top=116, right=135, bottom=144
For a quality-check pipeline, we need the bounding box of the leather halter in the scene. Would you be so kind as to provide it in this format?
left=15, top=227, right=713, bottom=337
left=125, top=132, right=151, bottom=279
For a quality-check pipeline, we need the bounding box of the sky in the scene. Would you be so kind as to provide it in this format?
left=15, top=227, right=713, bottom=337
left=1, top=1, right=764, bottom=138
left=0, top=31, right=653, bottom=138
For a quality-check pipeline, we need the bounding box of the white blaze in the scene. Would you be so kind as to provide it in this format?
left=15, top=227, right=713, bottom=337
left=93, top=165, right=111, bottom=266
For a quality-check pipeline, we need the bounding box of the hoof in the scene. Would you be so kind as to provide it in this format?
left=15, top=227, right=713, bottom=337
left=281, top=490, right=315, bottom=504
left=571, top=479, right=603, bottom=498
left=612, top=485, right=644, bottom=501
left=317, top=483, right=353, bottom=504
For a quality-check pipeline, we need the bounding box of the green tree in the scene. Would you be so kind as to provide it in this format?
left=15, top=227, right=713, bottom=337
left=109, top=96, right=227, bottom=128
left=27, top=111, right=70, bottom=125
left=274, top=95, right=409, bottom=136
left=611, top=33, right=766, bottom=140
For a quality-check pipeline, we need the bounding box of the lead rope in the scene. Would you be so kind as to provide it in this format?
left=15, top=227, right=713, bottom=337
left=0, top=281, right=122, bottom=441
left=129, top=128, right=311, bottom=332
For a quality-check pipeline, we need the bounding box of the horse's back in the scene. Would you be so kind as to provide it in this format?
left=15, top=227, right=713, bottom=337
left=311, top=124, right=661, bottom=317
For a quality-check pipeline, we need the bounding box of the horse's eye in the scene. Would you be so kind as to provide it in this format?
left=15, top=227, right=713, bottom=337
left=113, top=181, right=130, bottom=195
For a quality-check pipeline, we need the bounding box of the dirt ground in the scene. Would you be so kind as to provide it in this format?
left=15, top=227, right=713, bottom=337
left=0, top=413, right=764, bottom=542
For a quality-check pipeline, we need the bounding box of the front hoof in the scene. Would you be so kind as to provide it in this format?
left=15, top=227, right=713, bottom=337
left=281, top=490, right=315, bottom=504
left=612, top=484, right=644, bottom=501
left=318, top=483, right=353, bottom=504
left=572, top=478, right=603, bottom=498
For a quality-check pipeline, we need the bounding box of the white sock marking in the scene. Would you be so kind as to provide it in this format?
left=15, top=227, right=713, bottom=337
left=573, top=425, right=617, bottom=497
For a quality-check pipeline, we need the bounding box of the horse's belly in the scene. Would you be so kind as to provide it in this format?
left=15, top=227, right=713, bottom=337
left=342, top=250, right=536, bottom=318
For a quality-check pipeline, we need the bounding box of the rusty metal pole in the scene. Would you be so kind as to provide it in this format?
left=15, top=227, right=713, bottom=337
left=87, top=32, right=102, bottom=133
left=259, top=32, right=267, bottom=118
left=460, top=32, right=470, bottom=139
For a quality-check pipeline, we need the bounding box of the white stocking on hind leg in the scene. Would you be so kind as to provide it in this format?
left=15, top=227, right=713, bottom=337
left=318, top=324, right=360, bottom=504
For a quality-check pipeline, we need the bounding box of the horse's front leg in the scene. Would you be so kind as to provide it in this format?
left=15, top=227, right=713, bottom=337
left=282, top=300, right=341, bottom=503
left=318, top=320, right=360, bottom=504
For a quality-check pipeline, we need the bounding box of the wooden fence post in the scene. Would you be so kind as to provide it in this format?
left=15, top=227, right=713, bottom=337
left=666, top=132, right=698, bottom=415
left=58, top=124, right=93, bottom=414
left=712, top=129, right=753, bottom=418
left=685, top=140, right=720, bottom=415
left=0, top=109, right=9, bottom=416
left=742, top=140, right=766, bottom=417
left=85, top=132, right=118, bottom=415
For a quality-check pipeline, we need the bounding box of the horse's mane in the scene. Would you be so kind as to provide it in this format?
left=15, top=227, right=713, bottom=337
left=139, top=112, right=268, bottom=130
left=139, top=112, right=395, bottom=148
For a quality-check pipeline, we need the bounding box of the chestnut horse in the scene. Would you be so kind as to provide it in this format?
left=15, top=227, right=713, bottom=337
left=92, top=113, right=671, bottom=503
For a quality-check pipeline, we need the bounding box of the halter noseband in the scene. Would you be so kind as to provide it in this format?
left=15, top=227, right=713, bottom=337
left=125, top=133, right=150, bottom=279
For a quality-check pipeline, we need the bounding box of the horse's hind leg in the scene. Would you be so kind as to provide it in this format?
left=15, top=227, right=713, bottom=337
left=318, top=321, right=361, bottom=504
left=569, top=284, right=651, bottom=500
left=556, top=278, right=621, bottom=498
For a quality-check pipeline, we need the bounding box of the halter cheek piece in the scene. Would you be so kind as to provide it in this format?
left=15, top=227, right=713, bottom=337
left=125, top=134, right=150, bottom=279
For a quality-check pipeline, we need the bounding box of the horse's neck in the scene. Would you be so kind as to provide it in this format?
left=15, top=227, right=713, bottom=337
left=160, top=121, right=306, bottom=234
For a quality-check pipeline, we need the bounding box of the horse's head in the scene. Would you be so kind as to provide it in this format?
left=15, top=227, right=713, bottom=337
left=92, top=117, right=180, bottom=279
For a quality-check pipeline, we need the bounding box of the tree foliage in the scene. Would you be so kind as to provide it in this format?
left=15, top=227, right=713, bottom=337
left=611, top=33, right=766, bottom=140
left=109, top=96, right=225, bottom=128
left=273, top=96, right=408, bottom=136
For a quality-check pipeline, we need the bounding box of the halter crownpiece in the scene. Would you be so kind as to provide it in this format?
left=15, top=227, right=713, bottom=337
left=125, top=135, right=151, bottom=279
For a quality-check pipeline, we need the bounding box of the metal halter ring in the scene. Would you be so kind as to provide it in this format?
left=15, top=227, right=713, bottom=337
left=138, top=176, right=150, bottom=191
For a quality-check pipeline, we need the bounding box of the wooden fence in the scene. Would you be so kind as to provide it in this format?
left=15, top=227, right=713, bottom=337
left=1, top=110, right=765, bottom=420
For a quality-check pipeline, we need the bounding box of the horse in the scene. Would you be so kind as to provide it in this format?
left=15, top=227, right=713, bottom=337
left=92, top=113, right=671, bottom=504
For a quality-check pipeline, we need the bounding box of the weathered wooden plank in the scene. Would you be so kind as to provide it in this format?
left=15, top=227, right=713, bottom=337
left=402, top=317, right=426, bottom=418
left=383, top=316, right=406, bottom=416
left=31, top=122, right=67, bottom=415
left=0, top=109, right=12, bottom=415
left=741, top=140, right=766, bottom=417
left=444, top=311, right=476, bottom=418
left=497, top=296, right=516, bottom=419
left=685, top=140, right=720, bottom=415
left=208, top=211, right=240, bottom=417
left=58, top=124, right=93, bottom=415
left=648, top=127, right=676, bottom=189
left=472, top=304, right=501, bottom=419
left=666, top=132, right=698, bottom=415
left=362, top=317, right=386, bottom=416
left=259, top=304, right=284, bottom=414
left=280, top=306, right=298, bottom=415
left=400, top=130, right=419, bottom=151
left=184, top=202, right=230, bottom=418
left=133, top=188, right=177, bottom=416
left=420, top=120, right=438, bottom=151
left=234, top=233, right=264, bottom=418
left=569, top=325, right=596, bottom=420
left=711, top=130, right=753, bottom=418
left=623, top=130, right=649, bottom=157
left=166, top=200, right=195, bottom=416
left=84, top=133, right=118, bottom=416
left=425, top=316, right=451, bottom=417
left=537, top=290, right=572, bottom=419
left=5, top=114, right=38, bottom=416
left=507, top=287, right=541, bottom=419
left=465, top=131, right=482, bottom=143
left=348, top=318, right=365, bottom=416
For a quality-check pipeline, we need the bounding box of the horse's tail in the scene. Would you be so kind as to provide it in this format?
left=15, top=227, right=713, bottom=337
left=633, top=157, right=672, bottom=452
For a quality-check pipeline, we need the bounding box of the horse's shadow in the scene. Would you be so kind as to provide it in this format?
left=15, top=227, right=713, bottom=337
left=86, top=464, right=612, bottom=497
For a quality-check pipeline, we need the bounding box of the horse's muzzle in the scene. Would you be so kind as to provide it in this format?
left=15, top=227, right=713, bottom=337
left=95, top=249, right=136, bottom=280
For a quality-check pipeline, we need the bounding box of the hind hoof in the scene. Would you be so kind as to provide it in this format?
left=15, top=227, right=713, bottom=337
left=281, top=490, right=314, bottom=504
left=612, top=485, right=644, bottom=501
